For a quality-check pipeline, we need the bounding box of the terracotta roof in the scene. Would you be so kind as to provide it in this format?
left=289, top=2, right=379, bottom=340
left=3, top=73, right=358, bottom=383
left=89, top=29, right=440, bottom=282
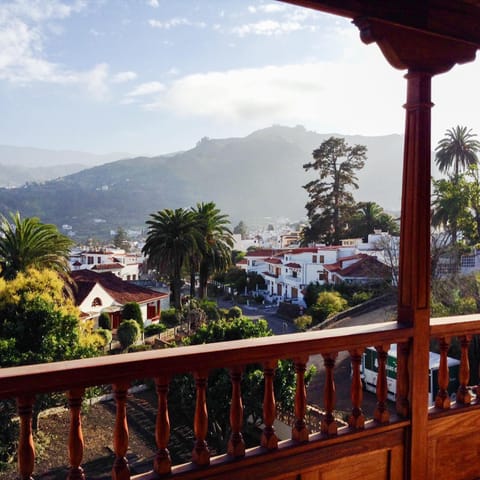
left=336, top=256, right=391, bottom=279
left=285, top=262, right=302, bottom=268
left=91, top=263, right=123, bottom=271
left=338, top=254, right=365, bottom=263
left=246, top=249, right=288, bottom=257
left=72, top=261, right=82, bottom=266
left=265, top=257, right=282, bottom=264
left=323, top=262, right=342, bottom=272
left=72, top=270, right=168, bottom=306
left=236, top=258, right=248, bottom=265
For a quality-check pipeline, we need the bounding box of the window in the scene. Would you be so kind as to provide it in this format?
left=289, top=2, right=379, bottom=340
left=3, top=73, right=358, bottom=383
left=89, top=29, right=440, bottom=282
left=319, top=255, right=325, bottom=263
left=97, top=256, right=101, bottom=263
left=292, top=271, right=298, bottom=278
left=312, top=255, right=317, bottom=263
left=87, top=256, right=94, bottom=265
left=91, top=297, right=102, bottom=307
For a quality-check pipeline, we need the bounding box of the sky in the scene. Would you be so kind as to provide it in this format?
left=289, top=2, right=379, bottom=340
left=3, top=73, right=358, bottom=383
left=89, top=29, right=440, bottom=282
left=0, top=0, right=479, bottom=157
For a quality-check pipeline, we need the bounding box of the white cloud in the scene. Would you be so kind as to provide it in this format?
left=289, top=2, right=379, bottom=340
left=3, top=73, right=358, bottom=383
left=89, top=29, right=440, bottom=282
left=232, top=20, right=305, bottom=37
left=147, top=0, right=160, bottom=7
left=112, top=71, right=137, bottom=83
left=258, top=4, right=288, bottom=13
left=127, top=81, right=165, bottom=97
left=143, top=56, right=406, bottom=138
left=83, top=63, right=110, bottom=100
left=148, top=17, right=206, bottom=29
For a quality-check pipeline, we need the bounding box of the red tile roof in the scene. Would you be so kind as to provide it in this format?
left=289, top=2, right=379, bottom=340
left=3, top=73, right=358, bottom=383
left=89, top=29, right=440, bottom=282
left=336, top=256, right=391, bottom=279
left=246, top=249, right=288, bottom=257
left=72, top=270, right=168, bottom=306
left=285, top=262, right=301, bottom=268
left=91, top=263, right=123, bottom=270
left=236, top=258, right=248, bottom=265
left=265, top=257, right=282, bottom=264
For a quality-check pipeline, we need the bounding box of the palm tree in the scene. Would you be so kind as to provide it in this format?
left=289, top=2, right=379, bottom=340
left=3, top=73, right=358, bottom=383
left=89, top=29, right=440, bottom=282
left=435, top=126, right=480, bottom=178
left=143, top=208, right=201, bottom=309
left=192, top=202, right=233, bottom=299
left=348, top=202, right=399, bottom=241
left=0, top=212, right=74, bottom=281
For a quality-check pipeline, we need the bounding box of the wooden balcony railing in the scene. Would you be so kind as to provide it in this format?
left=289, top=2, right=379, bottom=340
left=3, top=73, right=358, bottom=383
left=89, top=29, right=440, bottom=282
left=2, top=315, right=480, bottom=479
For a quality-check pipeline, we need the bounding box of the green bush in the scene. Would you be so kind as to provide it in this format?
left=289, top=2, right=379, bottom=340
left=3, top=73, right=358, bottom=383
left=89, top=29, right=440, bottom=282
left=294, top=315, right=312, bottom=331
left=161, top=308, right=179, bottom=327
left=122, top=302, right=143, bottom=331
left=200, top=300, right=220, bottom=320
left=95, top=328, right=112, bottom=346
left=227, top=306, right=243, bottom=319
left=350, top=291, right=373, bottom=306
left=218, top=308, right=229, bottom=319
left=144, top=322, right=167, bottom=336
left=128, top=344, right=152, bottom=353
left=308, top=291, right=347, bottom=325
left=98, top=312, right=111, bottom=330
left=117, top=319, right=140, bottom=350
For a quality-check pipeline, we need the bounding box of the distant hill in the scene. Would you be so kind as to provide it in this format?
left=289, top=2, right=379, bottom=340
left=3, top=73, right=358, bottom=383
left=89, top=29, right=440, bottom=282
left=0, top=126, right=405, bottom=239
left=0, top=145, right=132, bottom=187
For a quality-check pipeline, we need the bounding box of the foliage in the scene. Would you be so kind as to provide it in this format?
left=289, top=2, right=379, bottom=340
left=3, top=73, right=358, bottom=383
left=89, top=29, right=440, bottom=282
left=294, top=315, right=313, bottom=331
left=303, top=282, right=322, bottom=308
left=199, top=299, right=220, bottom=320
left=303, top=137, right=367, bottom=245
left=308, top=291, right=348, bottom=325
left=161, top=308, right=180, bottom=327
left=112, top=227, right=130, bottom=252
left=144, top=322, right=167, bottom=336
left=233, top=220, right=248, bottom=239
left=122, top=302, right=143, bottom=331
left=117, top=319, right=140, bottom=350
left=350, top=291, right=374, bottom=306
left=95, top=327, right=113, bottom=346
left=227, top=306, right=243, bottom=319
left=347, top=202, right=399, bottom=240
left=0, top=212, right=74, bottom=282
left=98, top=311, right=111, bottom=330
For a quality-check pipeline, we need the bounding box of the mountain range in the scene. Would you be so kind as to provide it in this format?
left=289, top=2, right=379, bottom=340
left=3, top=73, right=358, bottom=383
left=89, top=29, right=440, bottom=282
left=0, top=126, right=406, bottom=239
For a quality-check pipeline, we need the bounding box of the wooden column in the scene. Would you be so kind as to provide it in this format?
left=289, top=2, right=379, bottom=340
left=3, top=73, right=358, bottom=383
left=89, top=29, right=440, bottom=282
left=112, top=382, right=130, bottom=480
left=261, top=360, right=278, bottom=449
left=228, top=367, right=246, bottom=457
left=192, top=371, right=210, bottom=466
left=374, top=345, right=390, bottom=424
left=292, top=357, right=309, bottom=442
left=17, top=395, right=35, bottom=480
left=435, top=337, right=451, bottom=409
left=154, top=376, right=171, bottom=476
left=457, top=335, right=472, bottom=404
left=348, top=349, right=365, bottom=429
left=321, top=352, right=337, bottom=436
left=395, top=341, right=410, bottom=417
left=67, top=388, right=86, bottom=480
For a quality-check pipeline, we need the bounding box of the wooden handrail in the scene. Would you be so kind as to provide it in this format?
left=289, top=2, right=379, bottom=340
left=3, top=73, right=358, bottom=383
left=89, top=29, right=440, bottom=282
left=0, top=321, right=412, bottom=399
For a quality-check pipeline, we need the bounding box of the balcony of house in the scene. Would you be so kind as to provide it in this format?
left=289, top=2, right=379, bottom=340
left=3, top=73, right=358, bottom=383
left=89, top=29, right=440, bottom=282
left=2, top=313, right=480, bottom=480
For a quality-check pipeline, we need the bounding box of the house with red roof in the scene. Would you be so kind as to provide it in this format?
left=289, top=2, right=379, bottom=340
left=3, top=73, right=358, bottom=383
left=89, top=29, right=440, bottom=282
left=72, top=269, right=169, bottom=329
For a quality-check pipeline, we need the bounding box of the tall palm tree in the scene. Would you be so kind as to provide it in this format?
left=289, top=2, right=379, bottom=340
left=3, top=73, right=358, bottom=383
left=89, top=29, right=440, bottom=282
left=0, top=212, right=74, bottom=281
left=143, top=208, right=201, bottom=309
left=435, top=126, right=480, bottom=178
left=192, top=202, right=233, bottom=299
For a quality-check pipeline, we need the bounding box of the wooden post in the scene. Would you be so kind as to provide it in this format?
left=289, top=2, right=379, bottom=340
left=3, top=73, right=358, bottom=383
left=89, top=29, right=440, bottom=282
left=228, top=367, right=246, bottom=457
left=395, top=341, right=410, bottom=417
left=292, top=357, right=309, bottom=442
left=112, top=382, right=130, bottom=480
left=321, top=352, right=337, bottom=436
left=435, top=337, right=451, bottom=409
left=17, top=395, right=35, bottom=480
left=261, top=360, right=278, bottom=449
left=67, top=388, right=86, bottom=480
left=192, top=371, right=210, bottom=466
left=348, top=349, right=365, bottom=429
left=154, top=376, right=171, bottom=476
left=374, top=345, right=390, bottom=424
left=457, top=335, right=472, bottom=404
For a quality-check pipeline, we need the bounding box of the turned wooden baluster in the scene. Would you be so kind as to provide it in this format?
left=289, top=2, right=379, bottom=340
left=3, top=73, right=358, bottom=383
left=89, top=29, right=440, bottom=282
left=112, top=382, right=130, bottom=480
left=67, top=388, right=86, bottom=480
left=154, top=376, right=171, bottom=476
left=192, top=371, right=210, bottom=466
left=395, top=341, right=410, bottom=417
left=228, top=367, right=245, bottom=457
left=457, top=335, right=472, bottom=405
left=321, top=352, right=338, bottom=435
left=292, top=357, right=309, bottom=442
left=17, top=395, right=35, bottom=480
left=435, top=337, right=451, bottom=409
left=348, top=349, right=365, bottom=429
left=261, top=360, right=278, bottom=449
left=374, top=344, right=390, bottom=424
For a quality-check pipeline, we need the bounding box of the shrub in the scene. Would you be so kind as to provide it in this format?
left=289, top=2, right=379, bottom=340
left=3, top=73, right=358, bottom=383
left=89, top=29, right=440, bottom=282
left=200, top=300, right=220, bottom=320
left=128, top=344, right=152, bottom=353
left=144, top=322, right=167, bottom=337
left=98, top=312, right=111, bottom=330
left=294, top=315, right=312, bottom=331
left=227, top=306, right=243, bottom=319
left=350, top=291, right=373, bottom=306
left=308, top=291, right=347, bottom=325
left=122, top=302, right=143, bottom=331
left=95, top=328, right=112, bottom=346
left=161, top=308, right=179, bottom=327
left=218, top=308, right=229, bottom=319
left=117, top=319, right=140, bottom=350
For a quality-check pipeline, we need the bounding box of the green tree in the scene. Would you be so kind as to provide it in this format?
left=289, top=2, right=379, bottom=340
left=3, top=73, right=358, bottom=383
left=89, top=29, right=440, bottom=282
left=303, top=137, right=367, bottom=245
left=113, top=227, right=130, bottom=252
left=117, top=319, right=140, bottom=350
left=308, top=291, right=348, bottom=325
left=98, top=311, right=112, bottom=330
left=233, top=220, right=248, bottom=239
left=347, top=202, right=399, bottom=241
left=0, top=212, right=73, bottom=281
left=143, top=208, right=201, bottom=309
left=192, top=202, right=233, bottom=298
left=122, top=302, right=143, bottom=331
left=435, top=126, right=480, bottom=179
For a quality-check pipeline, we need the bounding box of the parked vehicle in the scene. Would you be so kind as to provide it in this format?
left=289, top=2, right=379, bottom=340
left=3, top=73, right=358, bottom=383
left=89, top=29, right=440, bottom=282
left=361, top=345, right=460, bottom=406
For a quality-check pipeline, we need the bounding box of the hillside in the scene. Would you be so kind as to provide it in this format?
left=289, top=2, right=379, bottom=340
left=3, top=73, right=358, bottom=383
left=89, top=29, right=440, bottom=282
left=0, top=126, right=405, bottom=239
